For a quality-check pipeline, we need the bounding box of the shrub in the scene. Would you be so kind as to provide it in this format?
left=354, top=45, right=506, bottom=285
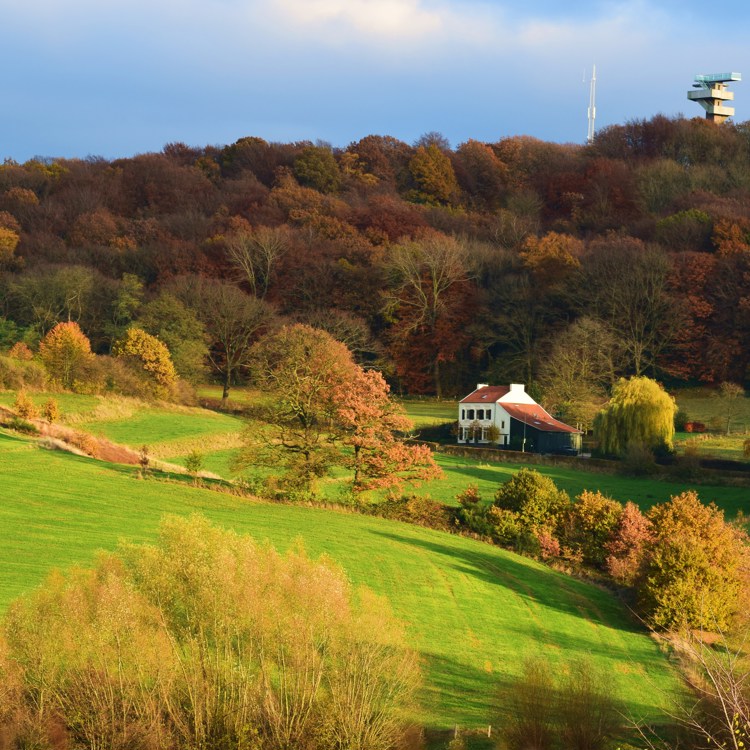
left=69, top=431, right=100, bottom=458
left=12, top=391, right=37, bottom=419
left=3, top=516, right=420, bottom=750
left=6, top=417, right=39, bottom=435
left=456, top=484, right=481, bottom=507
left=7, top=342, right=33, bottom=361
left=498, top=657, right=622, bottom=750
left=499, top=657, right=557, bottom=750
left=562, top=491, right=623, bottom=568
left=486, top=507, right=525, bottom=547
left=557, top=659, right=623, bottom=750
left=605, top=501, right=652, bottom=586
left=99, top=355, right=151, bottom=398
left=674, top=407, right=689, bottom=432
left=371, top=495, right=453, bottom=532
left=0, top=635, right=26, bottom=750
left=536, top=529, right=561, bottom=559
left=0, top=355, right=46, bottom=390
left=670, top=443, right=703, bottom=480
left=620, top=440, right=658, bottom=476
left=493, top=468, right=570, bottom=532
left=184, top=450, right=203, bottom=479
left=42, top=398, right=60, bottom=424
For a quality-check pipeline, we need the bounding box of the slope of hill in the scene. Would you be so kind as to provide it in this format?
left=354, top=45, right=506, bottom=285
left=5, top=391, right=747, bottom=517
left=0, top=428, right=684, bottom=730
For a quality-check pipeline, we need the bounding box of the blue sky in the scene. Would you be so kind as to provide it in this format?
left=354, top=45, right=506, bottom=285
left=2, top=0, right=749, bottom=161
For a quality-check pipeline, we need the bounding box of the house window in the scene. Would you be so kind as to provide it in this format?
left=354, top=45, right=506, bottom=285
left=461, top=409, right=465, bottom=420
left=477, top=409, right=484, bottom=420
left=501, top=420, right=505, bottom=429
left=481, top=428, right=488, bottom=441
left=467, top=409, right=475, bottom=420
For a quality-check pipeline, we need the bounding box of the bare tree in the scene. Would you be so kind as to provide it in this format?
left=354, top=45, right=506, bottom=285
left=581, top=238, right=683, bottom=376
left=538, top=317, right=620, bottom=430
left=170, top=277, right=274, bottom=405
left=384, top=234, right=473, bottom=397
left=225, top=225, right=289, bottom=298
left=713, top=382, right=746, bottom=435
left=632, top=626, right=750, bottom=750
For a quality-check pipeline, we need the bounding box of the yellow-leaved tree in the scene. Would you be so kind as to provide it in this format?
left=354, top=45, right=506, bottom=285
left=594, top=376, right=676, bottom=456
left=38, top=321, right=94, bottom=391
left=0, top=227, right=19, bottom=264
left=113, top=327, right=177, bottom=399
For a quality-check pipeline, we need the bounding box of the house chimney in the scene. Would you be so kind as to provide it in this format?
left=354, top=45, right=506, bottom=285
left=509, top=383, right=525, bottom=393
left=476, top=383, right=489, bottom=390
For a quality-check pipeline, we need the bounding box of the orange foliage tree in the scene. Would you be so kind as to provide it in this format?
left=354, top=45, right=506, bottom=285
left=237, top=324, right=439, bottom=493
left=335, top=366, right=440, bottom=490
left=641, top=491, right=749, bottom=630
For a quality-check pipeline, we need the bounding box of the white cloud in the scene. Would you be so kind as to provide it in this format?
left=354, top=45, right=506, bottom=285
left=274, top=0, right=442, bottom=38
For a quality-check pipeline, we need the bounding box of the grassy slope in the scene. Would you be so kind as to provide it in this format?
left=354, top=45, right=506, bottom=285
left=418, top=454, right=750, bottom=515
left=5, top=391, right=746, bottom=517
left=0, top=428, right=682, bottom=729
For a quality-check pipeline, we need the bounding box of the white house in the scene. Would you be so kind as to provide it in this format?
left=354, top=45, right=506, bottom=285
left=457, top=383, right=582, bottom=454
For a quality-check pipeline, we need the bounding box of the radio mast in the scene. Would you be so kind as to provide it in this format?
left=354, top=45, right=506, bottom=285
left=587, top=65, right=597, bottom=144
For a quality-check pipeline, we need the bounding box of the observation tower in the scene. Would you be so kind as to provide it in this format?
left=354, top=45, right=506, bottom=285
left=687, top=72, right=741, bottom=123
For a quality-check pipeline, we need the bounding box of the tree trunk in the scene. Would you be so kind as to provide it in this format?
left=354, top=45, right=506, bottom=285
left=221, top=369, right=231, bottom=408
left=434, top=358, right=442, bottom=400
left=353, top=445, right=361, bottom=487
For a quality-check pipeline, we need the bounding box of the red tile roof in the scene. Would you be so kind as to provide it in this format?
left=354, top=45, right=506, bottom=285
left=501, top=403, right=582, bottom=434
left=459, top=386, right=510, bottom=404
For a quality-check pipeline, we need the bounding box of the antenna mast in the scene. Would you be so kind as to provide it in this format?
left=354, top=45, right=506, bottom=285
left=587, top=64, right=597, bottom=144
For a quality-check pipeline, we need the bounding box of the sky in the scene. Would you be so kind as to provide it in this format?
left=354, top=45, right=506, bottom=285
left=2, top=0, right=749, bottom=161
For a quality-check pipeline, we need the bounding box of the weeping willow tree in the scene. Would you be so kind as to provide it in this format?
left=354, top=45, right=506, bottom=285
left=594, top=376, right=676, bottom=456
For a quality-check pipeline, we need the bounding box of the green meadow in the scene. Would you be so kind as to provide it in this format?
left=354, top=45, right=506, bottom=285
left=4, top=391, right=747, bottom=518
left=0, top=427, right=684, bottom=731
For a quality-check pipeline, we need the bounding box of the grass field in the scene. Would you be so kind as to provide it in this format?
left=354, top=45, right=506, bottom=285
left=400, top=398, right=458, bottom=427
left=0, top=427, right=685, bottom=732
left=674, top=432, right=749, bottom=463
left=0, top=391, right=247, bottom=462
left=675, top=388, right=750, bottom=430
left=4, top=390, right=748, bottom=520
left=410, top=453, right=750, bottom=515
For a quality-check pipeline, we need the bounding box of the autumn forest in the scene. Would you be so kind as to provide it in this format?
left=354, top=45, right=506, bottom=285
left=2, top=115, right=750, bottom=418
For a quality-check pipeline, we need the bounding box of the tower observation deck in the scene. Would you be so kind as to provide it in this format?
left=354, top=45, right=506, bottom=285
left=688, top=72, right=741, bottom=123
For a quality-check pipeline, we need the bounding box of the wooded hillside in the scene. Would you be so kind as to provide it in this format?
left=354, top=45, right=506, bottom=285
left=1, top=115, right=749, bottom=404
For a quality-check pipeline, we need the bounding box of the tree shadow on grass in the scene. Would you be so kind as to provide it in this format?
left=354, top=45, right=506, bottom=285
left=415, top=651, right=673, bottom=744
left=370, top=528, right=643, bottom=635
